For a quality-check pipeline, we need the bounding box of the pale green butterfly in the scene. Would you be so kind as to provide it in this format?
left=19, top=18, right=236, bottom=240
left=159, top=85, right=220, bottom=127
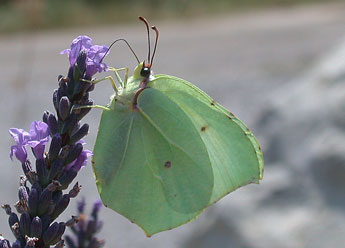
left=91, top=17, right=264, bottom=236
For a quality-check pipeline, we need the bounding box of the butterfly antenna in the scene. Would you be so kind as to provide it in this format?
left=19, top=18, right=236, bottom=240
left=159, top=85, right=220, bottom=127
left=150, top=26, right=159, bottom=67
left=100, top=38, right=140, bottom=64
left=139, top=16, right=151, bottom=66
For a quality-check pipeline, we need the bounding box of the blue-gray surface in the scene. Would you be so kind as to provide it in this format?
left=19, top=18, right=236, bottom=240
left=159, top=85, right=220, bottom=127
left=1, top=2, right=345, bottom=247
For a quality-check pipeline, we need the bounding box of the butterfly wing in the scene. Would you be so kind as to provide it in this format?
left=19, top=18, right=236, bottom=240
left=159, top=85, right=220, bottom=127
left=149, top=75, right=264, bottom=204
left=92, top=88, right=214, bottom=236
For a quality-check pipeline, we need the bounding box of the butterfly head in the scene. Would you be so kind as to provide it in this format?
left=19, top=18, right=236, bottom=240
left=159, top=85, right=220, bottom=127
left=137, top=17, right=158, bottom=81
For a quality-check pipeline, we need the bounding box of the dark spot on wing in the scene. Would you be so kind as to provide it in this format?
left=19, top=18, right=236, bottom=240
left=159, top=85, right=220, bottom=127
left=164, top=161, right=172, bottom=168
left=210, top=100, right=215, bottom=106
left=201, top=126, right=206, bottom=132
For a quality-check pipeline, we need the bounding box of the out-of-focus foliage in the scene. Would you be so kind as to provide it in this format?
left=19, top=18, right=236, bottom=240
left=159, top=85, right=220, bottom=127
left=0, top=0, right=341, bottom=33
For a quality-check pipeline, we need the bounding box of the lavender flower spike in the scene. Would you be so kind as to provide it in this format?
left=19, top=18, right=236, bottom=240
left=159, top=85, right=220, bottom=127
left=60, top=35, right=109, bottom=77
left=27, top=121, right=50, bottom=159
left=9, top=128, right=30, bottom=163
left=3, top=35, right=105, bottom=247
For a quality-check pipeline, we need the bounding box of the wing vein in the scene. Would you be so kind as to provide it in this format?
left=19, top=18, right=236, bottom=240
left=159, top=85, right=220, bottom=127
left=109, top=115, right=134, bottom=182
left=138, top=107, right=200, bottom=167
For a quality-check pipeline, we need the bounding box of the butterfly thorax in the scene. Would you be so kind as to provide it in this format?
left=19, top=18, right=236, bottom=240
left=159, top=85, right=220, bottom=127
left=111, top=62, right=154, bottom=111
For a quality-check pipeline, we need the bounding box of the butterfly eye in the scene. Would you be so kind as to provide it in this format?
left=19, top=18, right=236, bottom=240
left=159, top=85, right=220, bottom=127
left=140, top=67, right=151, bottom=77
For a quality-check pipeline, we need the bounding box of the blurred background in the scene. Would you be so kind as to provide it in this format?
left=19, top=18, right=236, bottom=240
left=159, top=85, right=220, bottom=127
left=1, top=0, right=345, bottom=247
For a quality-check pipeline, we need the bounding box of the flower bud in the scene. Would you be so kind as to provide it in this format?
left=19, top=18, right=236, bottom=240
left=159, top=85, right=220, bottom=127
left=42, top=111, right=50, bottom=124
left=87, top=83, right=95, bottom=92
left=76, top=99, right=93, bottom=120
left=14, top=201, right=25, bottom=214
left=70, top=124, right=89, bottom=144
left=9, top=212, right=19, bottom=227
left=36, top=159, right=48, bottom=186
left=42, top=222, right=59, bottom=245
left=2, top=204, right=11, bottom=215
left=68, top=182, right=81, bottom=198
left=19, top=212, right=31, bottom=237
left=38, top=189, right=52, bottom=216
left=11, top=222, right=21, bottom=240
left=31, top=216, right=42, bottom=238
left=77, top=198, right=85, bottom=213
left=47, top=114, right=59, bottom=136
left=97, top=220, right=104, bottom=231
left=92, top=200, right=103, bottom=218
left=49, top=134, right=62, bottom=162
left=48, top=159, right=64, bottom=181
left=80, top=92, right=90, bottom=104
left=61, top=114, right=78, bottom=135
left=53, top=90, right=59, bottom=112
left=24, top=236, right=37, bottom=248
left=86, top=220, right=96, bottom=236
left=58, top=80, right=67, bottom=95
left=63, top=143, right=83, bottom=166
left=22, top=162, right=36, bottom=185
left=12, top=240, right=22, bottom=248
left=66, top=216, right=79, bottom=227
left=59, top=96, right=71, bottom=121
left=41, top=215, right=52, bottom=232
left=77, top=50, right=87, bottom=74
left=18, top=186, right=28, bottom=208
left=50, top=222, right=66, bottom=245
left=47, top=180, right=62, bottom=192
left=88, top=238, right=105, bottom=248
left=64, top=235, right=76, bottom=248
left=28, top=188, right=38, bottom=216
left=52, top=194, right=70, bottom=220
left=73, top=81, right=88, bottom=97
left=0, top=240, right=10, bottom=248
left=57, top=169, right=77, bottom=190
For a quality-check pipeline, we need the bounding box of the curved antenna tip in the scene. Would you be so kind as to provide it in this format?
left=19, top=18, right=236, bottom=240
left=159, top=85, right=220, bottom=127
left=139, top=16, right=148, bottom=23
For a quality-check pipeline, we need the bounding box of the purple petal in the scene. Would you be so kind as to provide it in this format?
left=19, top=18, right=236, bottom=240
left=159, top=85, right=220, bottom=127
left=10, top=145, right=27, bottom=163
left=66, top=149, right=92, bottom=172
left=9, top=128, right=30, bottom=144
left=32, top=144, right=45, bottom=160
left=85, top=45, right=108, bottom=77
left=60, top=49, right=70, bottom=55
left=74, top=150, right=93, bottom=171
left=28, top=121, right=50, bottom=147
left=61, top=36, right=93, bottom=66
left=61, top=35, right=108, bottom=77
left=77, top=139, right=86, bottom=145
left=9, top=128, right=30, bottom=163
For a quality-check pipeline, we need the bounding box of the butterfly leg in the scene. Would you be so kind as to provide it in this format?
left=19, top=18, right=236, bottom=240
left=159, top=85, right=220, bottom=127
left=82, top=76, right=119, bottom=95
left=73, top=104, right=110, bottom=111
left=107, top=67, right=129, bottom=89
